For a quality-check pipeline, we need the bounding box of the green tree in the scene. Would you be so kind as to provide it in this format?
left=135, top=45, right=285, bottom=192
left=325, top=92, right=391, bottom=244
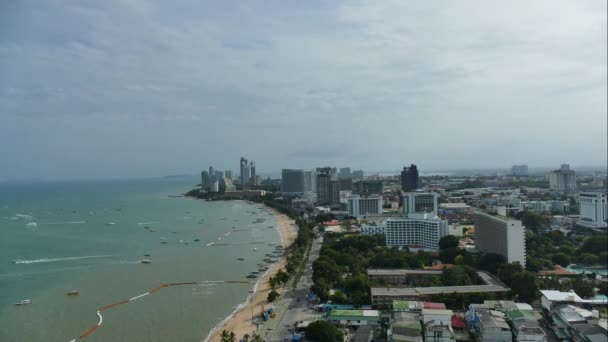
left=329, top=290, right=347, bottom=304
left=442, top=266, right=477, bottom=286
left=478, top=253, right=507, bottom=274
left=498, top=263, right=525, bottom=287
left=510, top=271, right=538, bottom=303
left=582, top=235, right=608, bottom=254
left=305, top=320, right=344, bottom=342
left=267, top=290, right=279, bottom=302
left=439, top=235, right=460, bottom=250
left=454, top=255, right=464, bottom=265
left=551, top=253, right=571, bottom=267
left=515, top=210, right=551, bottom=233
left=573, top=277, right=595, bottom=298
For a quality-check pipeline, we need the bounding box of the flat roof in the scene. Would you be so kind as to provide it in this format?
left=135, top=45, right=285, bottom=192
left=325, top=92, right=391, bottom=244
left=329, top=309, right=380, bottom=318
left=440, top=203, right=471, bottom=209
left=372, top=285, right=509, bottom=297
left=368, top=269, right=442, bottom=276
left=540, top=290, right=583, bottom=302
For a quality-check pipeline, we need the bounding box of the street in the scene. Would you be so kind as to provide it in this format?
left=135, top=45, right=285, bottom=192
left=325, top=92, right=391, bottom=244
left=265, top=234, right=324, bottom=342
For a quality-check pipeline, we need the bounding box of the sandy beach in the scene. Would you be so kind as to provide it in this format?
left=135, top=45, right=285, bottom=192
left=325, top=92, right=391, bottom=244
left=205, top=205, right=298, bottom=342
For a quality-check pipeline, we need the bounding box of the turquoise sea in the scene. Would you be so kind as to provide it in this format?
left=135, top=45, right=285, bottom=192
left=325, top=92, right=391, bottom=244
left=0, top=178, right=281, bottom=342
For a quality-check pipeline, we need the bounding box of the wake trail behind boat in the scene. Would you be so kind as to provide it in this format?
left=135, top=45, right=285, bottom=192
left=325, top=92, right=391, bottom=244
left=12, top=255, right=114, bottom=265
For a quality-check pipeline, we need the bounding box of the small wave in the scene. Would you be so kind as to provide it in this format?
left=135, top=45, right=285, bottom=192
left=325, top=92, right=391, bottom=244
left=45, top=221, right=86, bottom=225
left=206, top=242, right=215, bottom=246
left=25, top=222, right=38, bottom=230
left=13, top=255, right=113, bottom=265
left=223, top=232, right=232, bottom=237
left=137, top=222, right=156, bottom=225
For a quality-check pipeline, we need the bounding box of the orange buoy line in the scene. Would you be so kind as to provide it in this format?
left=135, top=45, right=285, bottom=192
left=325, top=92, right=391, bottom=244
left=67, top=280, right=250, bottom=341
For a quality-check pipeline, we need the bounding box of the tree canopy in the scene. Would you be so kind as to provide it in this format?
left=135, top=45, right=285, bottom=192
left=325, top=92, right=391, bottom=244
left=439, top=235, right=460, bottom=250
left=305, top=321, right=344, bottom=342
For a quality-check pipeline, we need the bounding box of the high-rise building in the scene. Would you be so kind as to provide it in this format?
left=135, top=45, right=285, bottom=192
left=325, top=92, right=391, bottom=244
left=511, top=165, right=529, bottom=177
left=401, top=164, right=419, bottom=192
left=240, top=157, right=250, bottom=185
left=316, top=167, right=339, bottom=206
left=209, top=166, right=214, bottom=180
left=330, top=167, right=338, bottom=178
left=348, top=195, right=383, bottom=218
left=353, top=180, right=384, bottom=195
left=352, top=170, right=364, bottom=180
left=281, top=169, right=306, bottom=194
left=210, top=181, right=219, bottom=193
left=339, top=167, right=351, bottom=179
left=547, top=164, right=576, bottom=194
left=303, top=171, right=316, bottom=193
left=474, top=211, right=526, bottom=267
left=215, top=170, right=225, bottom=180
left=339, top=178, right=353, bottom=191
left=201, top=171, right=210, bottom=190
left=384, top=217, right=448, bottom=250
left=225, top=170, right=232, bottom=180
left=402, top=192, right=438, bottom=216
left=249, top=161, right=256, bottom=186
left=578, top=192, right=607, bottom=230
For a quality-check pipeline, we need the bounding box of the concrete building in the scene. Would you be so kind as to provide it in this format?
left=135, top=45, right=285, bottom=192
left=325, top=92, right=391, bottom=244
left=339, top=167, right=352, bottom=179
left=361, top=222, right=386, bottom=235
left=422, top=309, right=455, bottom=342
left=316, top=167, right=332, bottom=205
left=224, top=170, right=232, bottom=180
left=220, top=177, right=236, bottom=192
left=352, top=170, right=364, bottom=180
left=240, top=157, right=250, bottom=185
left=353, top=180, right=384, bottom=195
left=327, top=310, right=380, bottom=327
left=249, top=161, right=256, bottom=185
left=401, top=164, right=419, bottom=192
left=474, top=211, right=526, bottom=267
left=578, top=192, right=607, bottom=229
left=511, top=165, right=529, bottom=177
left=547, top=164, right=577, bottom=194
left=339, top=178, right=353, bottom=191
left=210, top=181, right=219, bottom=193
left=519, top=200, right=570, bottom=213
left=348, top=195, right=383, bottom=218
left=303, top=170, right=316, bottom=193
left=200, top=170, right=210, bottom=190
left=403, top=192, right=439, bottom=216
left=281, top=169, right=306, bottom=194
left=385, top=217, right=449, bottom=250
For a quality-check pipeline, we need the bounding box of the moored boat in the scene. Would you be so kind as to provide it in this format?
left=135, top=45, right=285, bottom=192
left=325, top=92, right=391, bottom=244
left=15, top=299, right=32, bottom=306
left=67, top=290, right=79, bottom=296
left=140, top=259, right=152, bottom=264
left=237, top=257, right=245, bottom=261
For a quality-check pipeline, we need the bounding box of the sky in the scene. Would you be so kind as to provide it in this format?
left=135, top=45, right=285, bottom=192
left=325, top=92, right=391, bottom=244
left=0, top=1, right=606, bottom=180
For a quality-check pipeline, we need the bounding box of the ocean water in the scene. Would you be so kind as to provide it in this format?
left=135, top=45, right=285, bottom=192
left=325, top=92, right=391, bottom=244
left=0, top=178, right=280, bottom=342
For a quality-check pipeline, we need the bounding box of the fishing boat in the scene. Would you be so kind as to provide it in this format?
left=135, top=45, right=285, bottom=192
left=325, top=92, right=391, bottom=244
left=66, top=290, right=79, bottom=296
left=140, top=260, right=152, bottom=264
left=193, top=238, right=200, bottom=242
left=246, top=274, right=257, bottom=279
left=15, top=299, right=32, bottom=306
left=237, top=257, right=245, bottom=261
left=144, top=254, right=151, bottom=257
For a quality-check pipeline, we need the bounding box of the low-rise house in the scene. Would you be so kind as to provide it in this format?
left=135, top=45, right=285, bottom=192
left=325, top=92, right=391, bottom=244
left=326, top=309, right=380, bottom=327
left=422, top=309, right=455, bottom=342
left=478, top=311, right=512, bottom=342
left=391, top=312, right=423, bottom=342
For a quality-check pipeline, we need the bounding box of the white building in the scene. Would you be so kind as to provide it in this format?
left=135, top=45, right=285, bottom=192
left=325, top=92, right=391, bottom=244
left=547, top=164, right=576, bottom=194
left=210, top=181, right=219, bottom=193
left=519, top=200, right=570, bottom=213
left=578, top=192, right=607, bottom=229
left=403, top=192, right=439, bottom=216
left=348, top=195, right=383, bottom=218
left=361, top=222, right=386, bottom=236
left=474, top=211, right=526, bottom=267
left=385, top=217, right=449, bottom=250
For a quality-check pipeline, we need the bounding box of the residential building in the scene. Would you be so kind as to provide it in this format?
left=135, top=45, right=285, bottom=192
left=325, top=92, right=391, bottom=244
left=326, top=310, right=380, bottom=327
left=339, top=167, right=352, bottom=179
left=361, top=222, right=386, bottom=235
left=249, top=161, right=256, bottom=185
left=316, top=167, right=332, bottom=205
left=403, top=192, right=439, bottom=216
left=209, top=166, right=214, bottom=180
left=477, top=311, right=512, bottom=342
left=547, top=164, right=577, bottom=194
left=348, top=195, right=383, bottom=218
left=224, top=170, right=232, bottom=180
left=391, top=311, right=423, bottom=342
left=352, top=170, right=364, bottom=180
left=367, top=269, right=410, bottom=286
left=519, top=200, right=570, bottom=213
left=303, top=170, right=316, bottom=193
left=353, top=180, right=384, bottom=195
left=281, top=169, right=306, bottom=194
left=474, top=211, right=526, bottom=267
left=339, top=178, right=353, bottom=191
left=240, top=157, right=249, bottom=185
left=578, top=192, right=607, bottom=229
left=511, top=165, right=529, bottom=177
left=401, top=164, right=419, bottom=192
left=201, top=170, right=210, bottom=190
left=210, top=181, right=219, bottom=193
left=220, top=177, right=236, bottom=192
left=422, top=309, right=455, bottom=342
left=385, top=217, right=448, bottom=250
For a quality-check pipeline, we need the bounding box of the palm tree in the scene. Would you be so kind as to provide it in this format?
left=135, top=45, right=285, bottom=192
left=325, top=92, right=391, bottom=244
left=229, top=331, right=236, bottom=342
left=220, top=330, right=230, bottom=342
left=243, top=333, right=250, bottom=342
left=251, top=334, right=264, bottom=342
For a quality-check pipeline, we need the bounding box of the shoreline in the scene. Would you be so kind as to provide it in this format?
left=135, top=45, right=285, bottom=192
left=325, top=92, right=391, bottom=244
left=203, top=201, right=298, bottom=342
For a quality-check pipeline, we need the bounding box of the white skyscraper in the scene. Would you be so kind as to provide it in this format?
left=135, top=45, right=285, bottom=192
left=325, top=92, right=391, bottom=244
left=474, top=211, right=526, bottom=267
left=578, top=192, right=608, bottom=230
left=347, top=195, right=383, bottom=218
left=547, top=164, right=577, bottom=194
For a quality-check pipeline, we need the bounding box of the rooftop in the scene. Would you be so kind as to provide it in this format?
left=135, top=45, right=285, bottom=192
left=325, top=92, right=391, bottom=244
left=440, top=203, right=471, bottom=209
left=372, top=284, right=509, bottom=297
left=329, top=309, right=380, bottom=318
left=368, top=269, right=442, bottom=276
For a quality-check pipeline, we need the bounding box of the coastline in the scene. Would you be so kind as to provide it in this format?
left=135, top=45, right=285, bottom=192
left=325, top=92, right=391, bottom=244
left=203, top=202, right=298, bottom=342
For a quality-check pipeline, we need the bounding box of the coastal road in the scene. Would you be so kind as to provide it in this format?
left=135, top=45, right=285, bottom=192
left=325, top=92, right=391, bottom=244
left=266, top=235, right=323, bottom=342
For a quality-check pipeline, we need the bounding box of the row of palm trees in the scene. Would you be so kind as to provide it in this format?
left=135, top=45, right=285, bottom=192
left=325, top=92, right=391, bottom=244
left=220, top=330, right=264, bottom=342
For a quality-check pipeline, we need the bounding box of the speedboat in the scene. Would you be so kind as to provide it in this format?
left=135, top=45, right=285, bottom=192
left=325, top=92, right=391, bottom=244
left=67, top=290, right=79, bottom=296
left=140, top=260, right=152, bottom=264
left=15, top=299, right=32, bottom=306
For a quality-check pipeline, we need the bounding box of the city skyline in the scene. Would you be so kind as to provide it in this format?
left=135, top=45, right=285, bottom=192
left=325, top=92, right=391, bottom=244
left=1, top=1, right=607, bottom=180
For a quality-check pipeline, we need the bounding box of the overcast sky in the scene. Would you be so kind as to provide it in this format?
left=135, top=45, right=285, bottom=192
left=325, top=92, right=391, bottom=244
left=1, top=1, right=606, bottom=180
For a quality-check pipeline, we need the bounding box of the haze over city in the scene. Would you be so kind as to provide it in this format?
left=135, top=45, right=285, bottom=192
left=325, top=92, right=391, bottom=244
left=1, top=0, right=606, bottom=180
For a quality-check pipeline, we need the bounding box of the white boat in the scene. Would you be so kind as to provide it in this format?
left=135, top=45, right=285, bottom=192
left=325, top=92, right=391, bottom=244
left=15, top=299, right=32, bottom=306
left=252, top=248, right=258, bottom=251
left=106, top=222, right=116, bottom=226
